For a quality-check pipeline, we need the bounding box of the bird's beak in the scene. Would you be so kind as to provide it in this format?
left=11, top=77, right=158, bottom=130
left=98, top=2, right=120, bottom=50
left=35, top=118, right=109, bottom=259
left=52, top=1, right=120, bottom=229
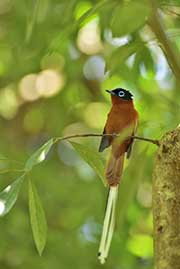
left=106, top=90, right=115, bottom=95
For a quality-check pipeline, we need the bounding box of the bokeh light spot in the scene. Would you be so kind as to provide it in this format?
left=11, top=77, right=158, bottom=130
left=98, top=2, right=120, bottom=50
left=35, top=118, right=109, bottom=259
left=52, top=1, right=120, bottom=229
left=4, top=185, right=11, bottom=193
left=19, top=74, right=40, bottom=101
left=0, top=200, right=5, bottom=215
left=104, top=30, right=130, bottom=47
left=36, top=69, right=64, bottom=97
left=79, top=219, right=99, bottom=243
left=83, top=56, right=105, bottom=81
left=77, top=20, right=103, bottom=55
left=0, top=86, right=19, bottom=119
left=84, top=102, right=109, bottom=129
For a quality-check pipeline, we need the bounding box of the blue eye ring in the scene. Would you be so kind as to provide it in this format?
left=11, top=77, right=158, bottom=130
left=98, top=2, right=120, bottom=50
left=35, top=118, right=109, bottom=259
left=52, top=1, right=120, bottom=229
left=118, top=91, right=125, bottom=97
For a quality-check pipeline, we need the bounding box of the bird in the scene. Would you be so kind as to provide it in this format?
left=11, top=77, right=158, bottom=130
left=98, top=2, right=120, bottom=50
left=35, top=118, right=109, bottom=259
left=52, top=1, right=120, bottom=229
left=98, top=88, right=138, bottom=264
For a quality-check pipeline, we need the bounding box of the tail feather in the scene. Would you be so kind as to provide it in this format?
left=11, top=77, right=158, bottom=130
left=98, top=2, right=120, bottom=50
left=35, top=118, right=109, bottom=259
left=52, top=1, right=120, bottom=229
left=98, top=153, right=124, bottom=263
left=106, top=153, right=124, bottom=186
left=98, top=187, right=118, bottom=264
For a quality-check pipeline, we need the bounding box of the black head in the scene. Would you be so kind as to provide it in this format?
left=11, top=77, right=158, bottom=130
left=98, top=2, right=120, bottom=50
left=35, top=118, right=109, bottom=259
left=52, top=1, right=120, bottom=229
left=106, top=88, right=133, bottom=100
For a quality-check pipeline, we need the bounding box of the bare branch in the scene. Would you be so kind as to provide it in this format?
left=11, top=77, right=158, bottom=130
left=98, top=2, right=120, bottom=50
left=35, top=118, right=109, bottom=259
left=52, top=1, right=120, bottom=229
left=53, top=133, right=160, bottom=146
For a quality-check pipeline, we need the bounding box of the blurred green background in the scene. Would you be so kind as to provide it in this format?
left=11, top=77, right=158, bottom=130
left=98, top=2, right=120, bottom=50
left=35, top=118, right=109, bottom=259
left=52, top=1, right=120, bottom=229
left=0, top=0, right=179, bottom=268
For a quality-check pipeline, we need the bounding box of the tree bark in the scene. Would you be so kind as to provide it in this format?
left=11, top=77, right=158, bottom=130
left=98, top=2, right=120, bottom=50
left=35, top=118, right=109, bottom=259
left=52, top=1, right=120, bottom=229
left=153, top=125, right=180, bottom=269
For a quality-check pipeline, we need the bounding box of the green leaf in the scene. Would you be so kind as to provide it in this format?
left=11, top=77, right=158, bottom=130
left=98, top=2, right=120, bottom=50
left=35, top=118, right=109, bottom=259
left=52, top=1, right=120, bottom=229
left=0, top=175, right=24, bottom=217
left=99, top=1, right=117, bottom=31
left=28, top=179, right=47, bottom=256
left=111, top=1, right=150, bottom=37
left=106, top=41, right=141, bottom=73
left=141, top=46, right=155, bottom=74
left=70, top=142, right=106, bottom=186
left=25, top=138, right=54, bottom=171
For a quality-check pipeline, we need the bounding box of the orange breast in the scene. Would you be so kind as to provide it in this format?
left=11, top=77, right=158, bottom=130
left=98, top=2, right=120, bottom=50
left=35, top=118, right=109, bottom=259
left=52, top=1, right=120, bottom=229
left=106, top=102, right=138, bottom=134
left=105, top=101, right=138, bottom=157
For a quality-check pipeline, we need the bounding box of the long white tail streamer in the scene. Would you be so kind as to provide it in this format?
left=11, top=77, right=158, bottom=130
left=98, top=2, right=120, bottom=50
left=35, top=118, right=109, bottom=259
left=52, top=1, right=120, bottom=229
left=98, top=186, right=119, bottom=264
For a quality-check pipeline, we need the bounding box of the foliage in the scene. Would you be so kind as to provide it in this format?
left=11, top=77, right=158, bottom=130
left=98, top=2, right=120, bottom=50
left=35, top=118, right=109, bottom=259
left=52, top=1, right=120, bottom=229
left=0, top=0, right=179, bottom=268
left=70, top=141, right=106, bottom=186
left=28, top=179, right=47, bottom=256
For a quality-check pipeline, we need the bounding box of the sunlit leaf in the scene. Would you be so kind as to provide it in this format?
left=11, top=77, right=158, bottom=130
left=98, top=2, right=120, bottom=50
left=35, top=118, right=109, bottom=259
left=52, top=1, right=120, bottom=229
left=70, top=142, right=106, bottom=186
left=127, top=234, right=153, bottom=257
left=111, top=1, right=150, bottom=37
left=25, top=138, right=54, bottom=171
left=75, top=1, right=97, bottom=27
left=0, top=175, right=24, bottom=217
left=28, top=179, right=47, bottom=256
left=74, top=1, right=92, bottom=20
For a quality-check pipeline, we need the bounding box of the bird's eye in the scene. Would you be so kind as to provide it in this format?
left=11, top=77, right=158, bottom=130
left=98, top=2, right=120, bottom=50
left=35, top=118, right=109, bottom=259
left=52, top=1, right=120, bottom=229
left=118, top=91, right=125, bottom=97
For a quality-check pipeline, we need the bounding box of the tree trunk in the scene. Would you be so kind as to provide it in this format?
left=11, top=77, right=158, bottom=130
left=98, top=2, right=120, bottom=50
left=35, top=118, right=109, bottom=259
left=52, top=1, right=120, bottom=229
left=153, top=125, right=180, bottom=269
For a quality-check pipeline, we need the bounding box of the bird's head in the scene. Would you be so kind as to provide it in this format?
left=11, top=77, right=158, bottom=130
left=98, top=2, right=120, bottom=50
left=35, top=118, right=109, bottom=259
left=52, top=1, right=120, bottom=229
left=106, top=88, right=133, bottom=101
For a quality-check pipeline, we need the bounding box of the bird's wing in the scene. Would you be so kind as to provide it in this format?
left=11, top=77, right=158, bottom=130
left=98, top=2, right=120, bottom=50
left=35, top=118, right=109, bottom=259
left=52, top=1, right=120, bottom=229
left=126, top=118, right=138, bottom=159
left=98, top=128, right=112, bottom=152
left=126, top=140, right=133, bottom=159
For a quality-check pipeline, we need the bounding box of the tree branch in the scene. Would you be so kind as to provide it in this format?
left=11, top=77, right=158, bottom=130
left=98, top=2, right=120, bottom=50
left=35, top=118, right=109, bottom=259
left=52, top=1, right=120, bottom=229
left=148, top=1, right=180, bottom=81
left=133, top=135, right=160, bottom=146
left=53, top=133, right=160, bottom=146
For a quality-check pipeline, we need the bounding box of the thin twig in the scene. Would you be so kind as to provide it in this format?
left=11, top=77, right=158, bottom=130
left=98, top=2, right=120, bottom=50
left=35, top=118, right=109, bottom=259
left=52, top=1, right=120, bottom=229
left=53, top=133, right=160, bottom=146
left=132, top=135, right=160, bottom=146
